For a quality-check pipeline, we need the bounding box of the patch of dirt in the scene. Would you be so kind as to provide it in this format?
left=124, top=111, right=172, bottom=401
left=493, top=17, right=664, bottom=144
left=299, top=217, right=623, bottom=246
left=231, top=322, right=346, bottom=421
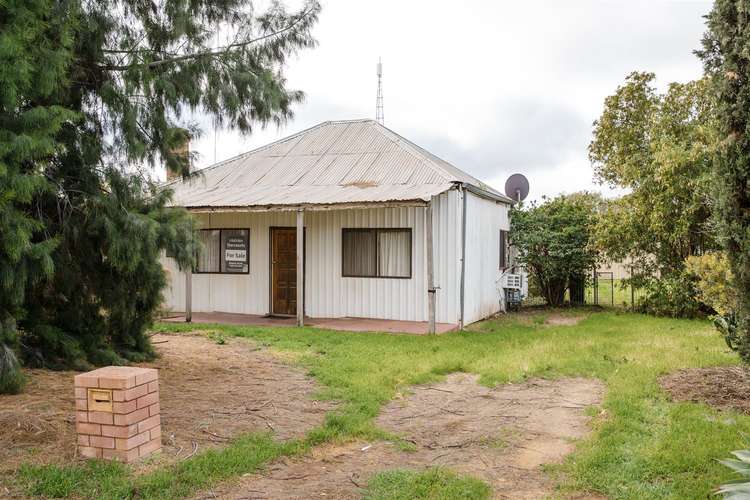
left=206, top=373, right=605, bottom=499
left=0, top=368, right=79, bottom=473
left=0, top=332, right=335, bottom=479
left=659, top=366, right=750, bottom=414
left=468, top=309, right=588, bottom=331
left=544, top=313, right=586, bottom=326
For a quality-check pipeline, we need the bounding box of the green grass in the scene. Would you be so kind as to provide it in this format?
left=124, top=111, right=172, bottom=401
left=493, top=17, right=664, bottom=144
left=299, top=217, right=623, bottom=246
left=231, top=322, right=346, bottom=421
left=18, top=434, right=297, bottom=499
left=18, top=460, right=132, bottom=498
left=363, top=468, right=491, bottom=500
left=16, top=310, right=750, bottom=499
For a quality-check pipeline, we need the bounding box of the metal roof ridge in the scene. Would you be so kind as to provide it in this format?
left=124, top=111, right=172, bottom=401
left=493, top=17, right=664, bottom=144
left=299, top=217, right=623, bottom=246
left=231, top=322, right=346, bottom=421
left=325, top=118, right=374, bottom=124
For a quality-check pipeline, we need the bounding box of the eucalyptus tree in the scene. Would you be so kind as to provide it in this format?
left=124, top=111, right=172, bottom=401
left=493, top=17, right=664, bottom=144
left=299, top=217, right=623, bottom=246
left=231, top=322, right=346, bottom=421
left=589, top=72, right=718, bottom=316
left=590, top=73, right=717, bottom=275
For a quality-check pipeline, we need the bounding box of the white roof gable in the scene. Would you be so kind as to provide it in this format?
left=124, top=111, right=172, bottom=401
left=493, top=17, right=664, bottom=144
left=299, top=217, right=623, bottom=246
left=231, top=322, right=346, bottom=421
left=167, top=119, right=511, bottom=209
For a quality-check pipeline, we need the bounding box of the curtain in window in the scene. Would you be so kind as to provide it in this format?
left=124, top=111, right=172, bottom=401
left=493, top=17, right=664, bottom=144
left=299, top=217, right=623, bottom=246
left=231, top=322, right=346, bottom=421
left=197, top=230, right=220, bottom=272
left=378, top=230, right=410, bottom=277
left=342, top=230, right=377, bottom=276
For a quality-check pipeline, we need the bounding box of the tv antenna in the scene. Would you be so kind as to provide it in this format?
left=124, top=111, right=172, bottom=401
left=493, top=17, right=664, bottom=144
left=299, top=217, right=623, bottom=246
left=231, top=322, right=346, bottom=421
left=375, top=58, right=384, bottom=124
left=504, top=173, right=530, bottom=203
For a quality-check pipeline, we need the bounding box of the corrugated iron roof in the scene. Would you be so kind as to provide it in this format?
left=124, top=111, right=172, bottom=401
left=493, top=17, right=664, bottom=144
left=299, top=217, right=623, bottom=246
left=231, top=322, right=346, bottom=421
left=166, top=119, right=512, bottom=209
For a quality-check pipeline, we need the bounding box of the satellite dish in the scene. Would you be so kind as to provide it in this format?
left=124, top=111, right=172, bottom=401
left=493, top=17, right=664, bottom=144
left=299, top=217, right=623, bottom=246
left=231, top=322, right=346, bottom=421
left=504, top=173, right=530, bottom=203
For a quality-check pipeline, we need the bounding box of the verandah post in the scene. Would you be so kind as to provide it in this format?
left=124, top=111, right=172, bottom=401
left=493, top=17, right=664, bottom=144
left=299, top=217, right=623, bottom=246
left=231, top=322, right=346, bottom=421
left=185, top=268, right=192, bottom=323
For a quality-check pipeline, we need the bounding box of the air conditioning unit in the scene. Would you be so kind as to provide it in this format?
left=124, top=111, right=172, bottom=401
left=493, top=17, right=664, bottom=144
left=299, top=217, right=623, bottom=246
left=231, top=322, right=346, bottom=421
left=503, top=273, right=522, bottom=290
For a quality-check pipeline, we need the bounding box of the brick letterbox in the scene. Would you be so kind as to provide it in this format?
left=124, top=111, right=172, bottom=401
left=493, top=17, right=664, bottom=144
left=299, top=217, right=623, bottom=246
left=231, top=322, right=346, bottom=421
left=74, top=366, right=161, bottom=462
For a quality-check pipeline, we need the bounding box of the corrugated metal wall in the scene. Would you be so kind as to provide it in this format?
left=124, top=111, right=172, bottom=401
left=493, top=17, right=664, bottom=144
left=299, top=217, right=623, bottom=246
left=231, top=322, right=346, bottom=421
left=431, top=189, right=462, bottom=324
left=462, top=191, right=510, bottom=324
left=305, top=204, right=429, bottom=321
left=161, top=192, right=462, bottom=324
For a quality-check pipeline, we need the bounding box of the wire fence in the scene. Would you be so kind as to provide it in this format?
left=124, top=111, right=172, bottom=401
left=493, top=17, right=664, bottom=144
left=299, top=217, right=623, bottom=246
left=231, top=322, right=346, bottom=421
left=523, top=265, right=649, bottom=310
left=585, top=271, right=648, bottom=309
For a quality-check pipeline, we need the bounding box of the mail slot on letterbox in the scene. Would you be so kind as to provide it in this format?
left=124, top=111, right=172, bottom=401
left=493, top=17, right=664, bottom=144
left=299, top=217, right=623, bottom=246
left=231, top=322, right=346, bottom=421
left=87, top=388, right=113, bottom=412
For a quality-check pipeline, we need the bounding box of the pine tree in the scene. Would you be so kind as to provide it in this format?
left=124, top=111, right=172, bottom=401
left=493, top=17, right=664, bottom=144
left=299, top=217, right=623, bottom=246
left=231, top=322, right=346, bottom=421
left=0, top=0, right=320, bottom=389
left=0, top=0, right=77, bottom=392
left=697, top=1, right=750, bottom=360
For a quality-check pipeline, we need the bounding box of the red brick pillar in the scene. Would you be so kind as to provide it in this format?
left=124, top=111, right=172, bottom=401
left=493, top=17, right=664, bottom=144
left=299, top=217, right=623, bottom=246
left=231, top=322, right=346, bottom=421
left=74, top=366, right=161, bottom=462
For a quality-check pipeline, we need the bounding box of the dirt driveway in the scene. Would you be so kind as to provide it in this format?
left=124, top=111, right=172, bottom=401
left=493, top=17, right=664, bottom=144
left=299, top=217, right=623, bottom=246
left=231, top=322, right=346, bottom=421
left=205, top=373, right=604, bottom=499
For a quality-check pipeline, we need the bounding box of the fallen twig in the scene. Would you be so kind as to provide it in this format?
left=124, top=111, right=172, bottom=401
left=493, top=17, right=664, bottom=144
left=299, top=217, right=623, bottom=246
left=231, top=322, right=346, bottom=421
left=247, top=400, right=272, bottom=412
left=439, top=406, right=465, bottom=416
left=421, top=387, right=454, bottom=393
left=202, top=429, right=230, bottom=441
left=251, top=413, right=276, bottom=432
left=274, top=473, right=309, bottom=480
left=183, top=441, right=198, bottom=460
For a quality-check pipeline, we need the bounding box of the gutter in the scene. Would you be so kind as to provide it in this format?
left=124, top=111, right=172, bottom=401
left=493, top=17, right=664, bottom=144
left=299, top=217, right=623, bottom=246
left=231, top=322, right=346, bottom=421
left=462, top=183, right=514, bottom=205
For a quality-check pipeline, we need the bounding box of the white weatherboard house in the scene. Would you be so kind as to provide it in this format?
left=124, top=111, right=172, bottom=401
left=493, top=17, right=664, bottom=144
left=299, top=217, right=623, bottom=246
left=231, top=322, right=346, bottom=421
left=161, top=119, right=514, bottom=331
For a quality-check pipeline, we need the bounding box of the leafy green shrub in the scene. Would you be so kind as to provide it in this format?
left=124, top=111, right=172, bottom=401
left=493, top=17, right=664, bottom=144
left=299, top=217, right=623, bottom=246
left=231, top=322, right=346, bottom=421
left=714, top=313, right=749, bottom=359
left=510, top=193, right=599, bottom=306
left=685, top=253, right=748, bottom=360
left=635, top=272, right=706, bottom=318
left=686, top=252, right=738, bottom=316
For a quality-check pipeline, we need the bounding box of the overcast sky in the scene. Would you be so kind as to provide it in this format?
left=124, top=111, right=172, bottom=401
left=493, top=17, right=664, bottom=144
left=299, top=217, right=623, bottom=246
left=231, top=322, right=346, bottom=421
left=179, top=0, right=712, bottom=202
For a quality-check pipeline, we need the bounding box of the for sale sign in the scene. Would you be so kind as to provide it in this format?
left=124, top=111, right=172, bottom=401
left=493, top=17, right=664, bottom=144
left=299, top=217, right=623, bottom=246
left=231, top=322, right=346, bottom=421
left=224, top=234, right=248, bottom=272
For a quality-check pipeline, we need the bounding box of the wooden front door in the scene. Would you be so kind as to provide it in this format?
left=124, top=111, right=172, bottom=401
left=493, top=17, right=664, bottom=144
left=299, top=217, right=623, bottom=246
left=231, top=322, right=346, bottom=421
left=271, top=228, right=297, bottom=315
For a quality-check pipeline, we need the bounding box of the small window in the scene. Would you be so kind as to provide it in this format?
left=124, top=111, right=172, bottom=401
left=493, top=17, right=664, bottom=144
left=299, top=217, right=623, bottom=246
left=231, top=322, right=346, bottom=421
left=342, top=228, right=411, bottom=278
left=195, top=229, right=249, bottom=274
left=499, top=229, right=509, bottom=270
